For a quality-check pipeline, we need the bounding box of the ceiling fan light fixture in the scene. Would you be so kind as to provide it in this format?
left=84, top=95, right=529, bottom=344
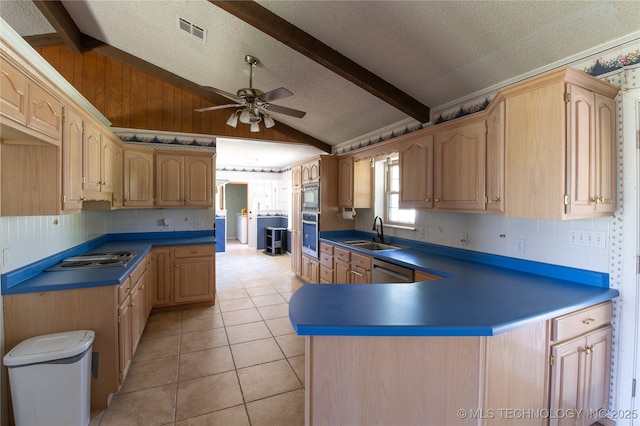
left=226, top=111, right=239, bottom=128
left=263, top=114, right=275, bottom=128
left=250, top=122, right=260, bottom=132
left=239, top=109, right=251, bottom=124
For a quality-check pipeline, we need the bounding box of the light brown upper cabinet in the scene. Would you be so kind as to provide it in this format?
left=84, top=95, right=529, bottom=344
left=123, top=146, right=154, bottom=208
left=291, top=164, right=302, bottom=189
left=0, top=56, right=62, bottom=145
left=399, top=134, right=434, bottom=209
left=504, top=67, right=618, bottom=220
left=111, top=142, right=124, bottom=209
left=155, top=152, right=213, bottom=207
left=485, top=100, right=505, bottom=214
left=338, top=157, right=372, bottom=209
left=433, top=117, right=487, bottom=212
left=61, top=108, right=84, bottom=212
left=301, top=158, right=320, bottom=184
left=76, top=116, right=115, bottom=202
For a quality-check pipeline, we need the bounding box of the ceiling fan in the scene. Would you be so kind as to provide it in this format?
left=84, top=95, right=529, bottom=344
left=195, top=55, right=306, bottom=132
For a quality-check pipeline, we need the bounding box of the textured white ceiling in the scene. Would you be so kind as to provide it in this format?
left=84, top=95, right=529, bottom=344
left=2, top=0, right=639, bottom=169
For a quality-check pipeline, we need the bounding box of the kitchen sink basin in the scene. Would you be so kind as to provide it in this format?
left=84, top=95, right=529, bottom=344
left=347, top=241, right=403, bottom=251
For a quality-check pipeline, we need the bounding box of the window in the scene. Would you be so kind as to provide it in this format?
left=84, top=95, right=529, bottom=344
left=384, top=155, right=415, bottom=225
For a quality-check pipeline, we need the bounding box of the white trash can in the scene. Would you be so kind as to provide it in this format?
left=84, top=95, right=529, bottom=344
left=3, top=330, right=95, bottom=426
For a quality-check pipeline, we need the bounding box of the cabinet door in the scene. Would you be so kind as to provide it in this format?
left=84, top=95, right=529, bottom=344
left=291, top=230, right=302, bottom=277
left=567, top=84, right=596, bottom=216
left=83, top=122, right=102, bottom=192
left=155, top=154, right=184, bottom=206
left=334, top=260, right=350, bottom=284
left=582, top=325, right=612, bottom=424
left=0, top=58, right=28, bottom=125
left=184, top=155, right=213, bottom=207
left=129, top=283, right=143, bottom=356
left=292, top=165, right=302, bottom=189
left=433, top=119, right=486, bottom=211
left=61, top=108, right=84, bottom=212
left=549, top=325, right=612, bottom=426
left=549, top=334, right=583, bottom=426
left=27, top=82, right=63, bottom=142
left=151, top=248, right=173, bottom=307
left=593, top=94, right=616, bottom=214
left=486, top=101, right=505, bottom=213
left=111, top=144, right=124, bottom=208
left=146, top=252, right=157, bottom=314
left=123, top=149, right=154, bottom=207
left=174, top=256, right=214, bottom=304
left=301, top=256, right=319, bottom=283
left=100, top=138, right=114, bottom=193
left=399, top=135, right=433, bottom=209
left=338, top=157, right=354, bottom=208
left=117, top=294, right=133, bottom=386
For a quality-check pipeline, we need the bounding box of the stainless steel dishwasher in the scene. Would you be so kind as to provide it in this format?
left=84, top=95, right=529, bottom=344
left=371, top=259, right=414, bottom=283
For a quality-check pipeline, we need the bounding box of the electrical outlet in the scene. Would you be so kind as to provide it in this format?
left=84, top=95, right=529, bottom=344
left=515, top=239, right=525, bottom=253
left=194, top=220, right=204, bottom=228
left=3, top=248, right=11, bottom=267
left=568, top=230, right=606, bottom=248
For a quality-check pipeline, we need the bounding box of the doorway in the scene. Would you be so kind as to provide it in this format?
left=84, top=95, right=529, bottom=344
left=225, top=183, right=248, bottom=245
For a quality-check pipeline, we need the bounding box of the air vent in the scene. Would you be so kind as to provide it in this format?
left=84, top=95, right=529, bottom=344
left=177, top=17, right=206, bottom=43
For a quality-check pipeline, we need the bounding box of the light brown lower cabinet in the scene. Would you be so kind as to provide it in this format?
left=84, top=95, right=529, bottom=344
left=150, top=244, right=216, bottom=308
left=319, top=242, right=334, bottom=284
left=549, top=302, right=613, bottom=426
left=3, top=253, right=150, bottom=411
left=301, top=254, right=320, bottom=284
left=117, top=253, right=149, bottom=386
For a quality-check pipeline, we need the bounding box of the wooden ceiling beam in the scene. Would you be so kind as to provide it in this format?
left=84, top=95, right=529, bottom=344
left=31, top=0, right=84, bottom=53
left=210, top=0, right=431, bottom=123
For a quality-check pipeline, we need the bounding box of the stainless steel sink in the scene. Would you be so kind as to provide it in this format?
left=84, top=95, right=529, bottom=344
left=347, top=241, right=403, bottom=251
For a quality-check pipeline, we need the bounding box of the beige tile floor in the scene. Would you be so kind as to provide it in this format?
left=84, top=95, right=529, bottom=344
left=90, top=240, right=306, bottom=425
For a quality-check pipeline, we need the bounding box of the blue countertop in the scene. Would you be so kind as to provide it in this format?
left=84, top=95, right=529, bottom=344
left=1, top=231, right=215, bottom=295
left=288, top=232, right=619, bottom=337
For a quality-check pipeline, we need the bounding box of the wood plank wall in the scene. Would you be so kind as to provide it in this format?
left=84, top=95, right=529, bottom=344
left=35, top=44, right=301, bottom=143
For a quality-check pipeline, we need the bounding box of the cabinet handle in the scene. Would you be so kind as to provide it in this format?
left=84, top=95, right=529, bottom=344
left=351, top=270, right=365, bottom=277
left=425, top=198, right=431, bottom=203
left=582, top=317, right=596, bottom=325
left=81, top=197, right=87, bottom=202
left=582, top=345, right=594, bottom=355
left=434, top=198, right=441, bottom=202
left=493, top=197, right=501, bottom=202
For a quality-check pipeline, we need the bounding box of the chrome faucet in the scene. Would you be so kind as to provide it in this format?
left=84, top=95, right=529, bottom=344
left=372, top=216, right=385, bottom=243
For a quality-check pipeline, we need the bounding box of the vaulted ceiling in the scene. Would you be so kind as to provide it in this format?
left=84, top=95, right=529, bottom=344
left=2, top=0, right=639, bottom=169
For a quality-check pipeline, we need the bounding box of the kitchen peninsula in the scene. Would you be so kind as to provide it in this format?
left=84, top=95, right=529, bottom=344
left=289, top=234, right=618, bottom=426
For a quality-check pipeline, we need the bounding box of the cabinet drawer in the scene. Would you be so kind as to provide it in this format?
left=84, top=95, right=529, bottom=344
left=320, top=242, right=334, bottom=255
left=320, top=252, right=333, bottom=268
left=118, top=277, right=132, bottom=305
left=320, top=265, right=333, bottom=283
left=551, top=301, right=612, bottom=342
left=174, top=245, right=213, bottom=258
left=334, top=247, right=350, bottom=263
left=351, top=252, right=371, bottom=271
left=129, top=256, right=147, bottom=285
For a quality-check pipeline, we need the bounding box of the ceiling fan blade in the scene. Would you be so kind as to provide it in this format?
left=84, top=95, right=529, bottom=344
left=263, top=103, right=307, bottom=118
left=258, top=87, right=293, bottom=103
left=201, top=86, right=244, bottom=102
left=194, top=104, right=243, bottom=112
